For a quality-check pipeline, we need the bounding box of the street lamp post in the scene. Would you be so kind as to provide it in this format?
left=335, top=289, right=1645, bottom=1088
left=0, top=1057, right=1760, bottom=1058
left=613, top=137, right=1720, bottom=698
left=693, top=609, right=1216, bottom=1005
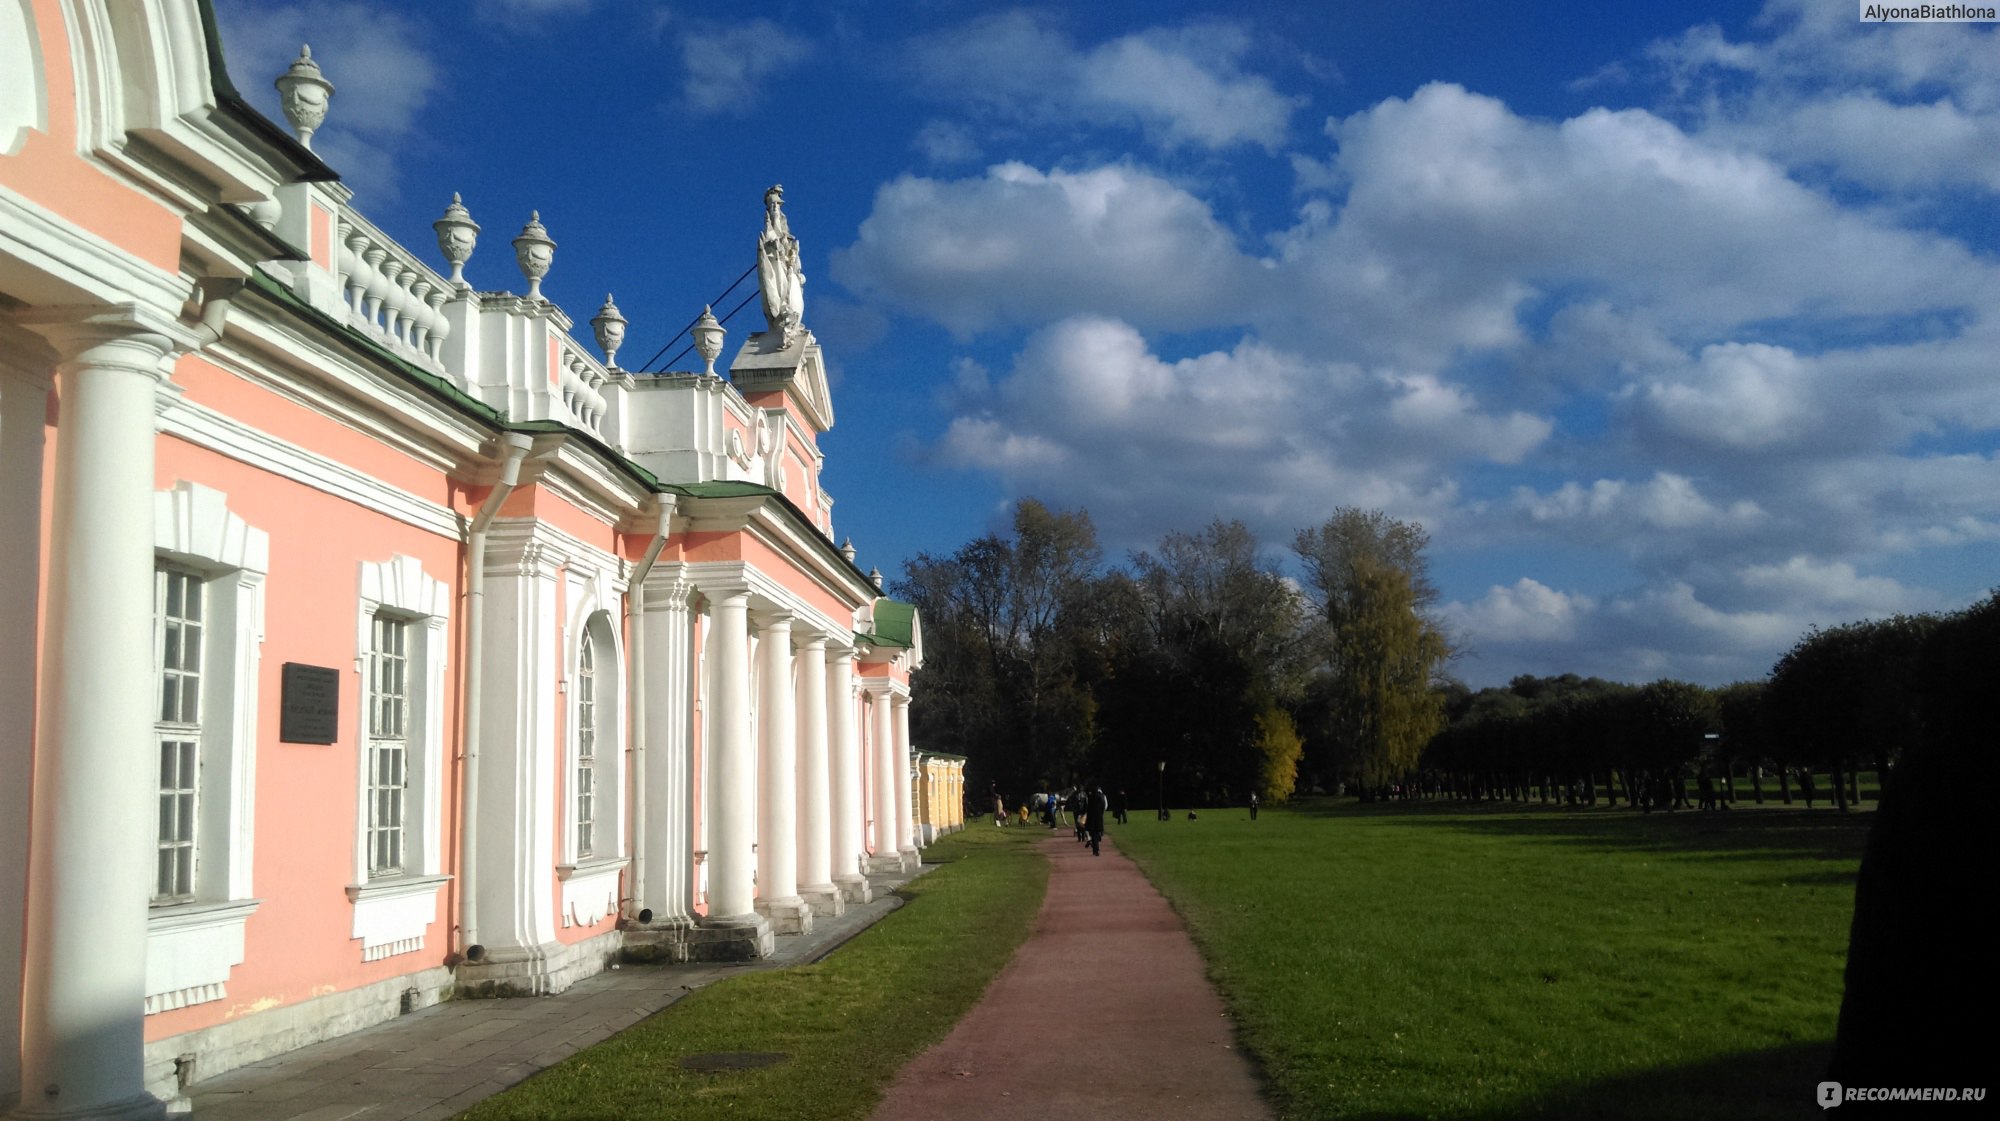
left=1157, top=759, right=1167, bottom=821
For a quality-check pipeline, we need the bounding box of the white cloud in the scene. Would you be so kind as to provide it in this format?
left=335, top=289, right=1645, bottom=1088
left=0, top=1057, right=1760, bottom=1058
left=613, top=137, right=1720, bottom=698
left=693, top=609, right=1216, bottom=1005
left=1440, top=579, right=1593, bottom=644
left=215, top=0, right=438, bottom=199
left=1628, top=342, right=1816, bottom=451
left=1638, top=0, right=2000, bottom=194
left=906, top=11, right=1299, bottom=152
left=1513, top=472, right=1764, bottom=534
left=677, top=19, right=811, bottom=117
left=833, top=163, right=1264, bottom=336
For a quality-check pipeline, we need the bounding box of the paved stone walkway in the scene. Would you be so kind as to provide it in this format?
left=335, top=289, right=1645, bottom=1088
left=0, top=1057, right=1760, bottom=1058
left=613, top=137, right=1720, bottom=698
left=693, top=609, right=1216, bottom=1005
left=189, top=863, right=930, bottom=1121
left=870, top=834, right=1274, bottom=1120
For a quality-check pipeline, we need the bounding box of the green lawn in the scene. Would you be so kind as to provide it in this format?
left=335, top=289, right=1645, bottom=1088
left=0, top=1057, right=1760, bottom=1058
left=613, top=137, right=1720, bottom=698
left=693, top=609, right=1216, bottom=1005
left=1114, top=799, right=1868, bottom=1121
left=456, top=824, right=1048, bottom=1121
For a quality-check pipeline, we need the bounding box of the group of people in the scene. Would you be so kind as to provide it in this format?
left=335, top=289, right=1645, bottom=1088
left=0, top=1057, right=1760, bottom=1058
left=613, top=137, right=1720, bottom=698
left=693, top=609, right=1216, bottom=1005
left=988, top=782, right=1114, bottom=855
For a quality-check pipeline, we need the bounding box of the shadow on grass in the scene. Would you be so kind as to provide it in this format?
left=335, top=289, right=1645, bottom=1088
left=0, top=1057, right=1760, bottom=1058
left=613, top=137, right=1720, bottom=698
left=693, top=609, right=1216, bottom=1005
left=1285, top=797, right=1871, bottom=863
left=1322, top=1041, right=1829, bottom=1121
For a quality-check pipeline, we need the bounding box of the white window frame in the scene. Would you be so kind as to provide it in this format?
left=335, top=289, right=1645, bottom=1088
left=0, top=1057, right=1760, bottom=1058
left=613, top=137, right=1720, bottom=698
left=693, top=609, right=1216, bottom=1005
left=145, top=482, right=266, bottom=1015
left=348, top=556, right=450, bottom=961
left=557, top=568, right=627, bottom=930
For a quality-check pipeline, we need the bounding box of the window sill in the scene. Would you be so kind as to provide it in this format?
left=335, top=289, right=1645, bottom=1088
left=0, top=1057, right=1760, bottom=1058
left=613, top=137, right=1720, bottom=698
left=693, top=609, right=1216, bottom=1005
left=344, top=872, right=451, bottom=904
left=347, top=873, right=450, bottom=962
left=145, top=899, right=260, bottom=1014
left=554, top=855, right=628, bottom=882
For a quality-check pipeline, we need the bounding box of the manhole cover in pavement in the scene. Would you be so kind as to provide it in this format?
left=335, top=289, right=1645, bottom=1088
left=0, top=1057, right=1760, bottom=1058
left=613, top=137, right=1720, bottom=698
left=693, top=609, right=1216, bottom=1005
left=678, top=1052, right=789, bottom=1072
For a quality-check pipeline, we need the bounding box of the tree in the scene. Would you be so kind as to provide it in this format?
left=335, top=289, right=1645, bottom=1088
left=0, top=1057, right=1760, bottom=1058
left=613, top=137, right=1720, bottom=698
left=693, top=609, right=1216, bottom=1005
left=896, top=498, right=1102, bottom=796
left=1295, top=509, right=1451, bottom=793
left=1767, top=614, right=1935, bottom=808
left=1100, top=519, right=1309, bottom=804
left=1253, top=704, right=1304, bottom=804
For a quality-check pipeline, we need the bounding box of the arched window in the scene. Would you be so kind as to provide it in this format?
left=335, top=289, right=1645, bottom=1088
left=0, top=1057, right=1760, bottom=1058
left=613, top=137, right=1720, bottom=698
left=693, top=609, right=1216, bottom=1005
left=574, top=634, right=597, bottom=858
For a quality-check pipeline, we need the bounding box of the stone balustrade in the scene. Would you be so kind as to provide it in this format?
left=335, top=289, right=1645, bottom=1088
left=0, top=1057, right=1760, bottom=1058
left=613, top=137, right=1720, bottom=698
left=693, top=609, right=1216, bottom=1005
left=555, top=333, right=610, bottom=436
left=333, top=207, right=452, bottom=371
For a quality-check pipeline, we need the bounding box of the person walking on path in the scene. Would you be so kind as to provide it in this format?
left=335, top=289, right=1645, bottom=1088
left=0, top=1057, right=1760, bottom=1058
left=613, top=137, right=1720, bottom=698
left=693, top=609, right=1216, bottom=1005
left=869, top=835, right=1273, bottom=1121
left=1114, top=789, right=1128, bottom=825
left=1085, top=783, right=1108, bottom=856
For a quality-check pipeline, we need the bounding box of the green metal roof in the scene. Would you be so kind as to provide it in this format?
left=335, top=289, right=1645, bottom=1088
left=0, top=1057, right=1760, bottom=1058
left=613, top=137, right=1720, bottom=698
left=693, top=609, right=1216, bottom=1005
left=868, top=599, right=917, bottom=649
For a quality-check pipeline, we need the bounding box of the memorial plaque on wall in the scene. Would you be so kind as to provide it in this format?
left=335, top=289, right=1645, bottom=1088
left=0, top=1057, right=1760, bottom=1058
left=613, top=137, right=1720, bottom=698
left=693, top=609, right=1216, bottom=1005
left=280, top=662, right=340, bottom=744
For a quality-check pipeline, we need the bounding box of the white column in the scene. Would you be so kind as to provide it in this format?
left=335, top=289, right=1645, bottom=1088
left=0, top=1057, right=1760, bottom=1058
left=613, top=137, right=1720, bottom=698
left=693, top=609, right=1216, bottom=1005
left=0, top=350, right=51, bottom=1108
left=18, top=316, right=177, bottom=1121
left=827, top=649, right=868, bottom=902
left=754, top=611, right=808, bottom=933
left=795, top=635, right=839, bottom=914
left=870, top=689, right=898, bottom=863
left=705, top=594, right=756, bottom=920
left=893, top=693, right=918, bottom=864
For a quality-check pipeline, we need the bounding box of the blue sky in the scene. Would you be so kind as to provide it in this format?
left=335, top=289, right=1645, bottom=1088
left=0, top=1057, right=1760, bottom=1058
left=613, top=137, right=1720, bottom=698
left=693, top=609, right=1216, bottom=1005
left=213, top=0, right=1999, bottom=687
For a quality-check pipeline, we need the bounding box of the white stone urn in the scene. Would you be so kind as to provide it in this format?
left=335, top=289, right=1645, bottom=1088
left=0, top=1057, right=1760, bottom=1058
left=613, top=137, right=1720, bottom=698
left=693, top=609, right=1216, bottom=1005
left=274, top=45, right=335, bottom=149
left=591, top=294, right=628, bottom=367
left=512, top=211, right=556, bottom=300
left=691, top=305, right=725, bottom=376
left=433, top=193, right=479, bottom=289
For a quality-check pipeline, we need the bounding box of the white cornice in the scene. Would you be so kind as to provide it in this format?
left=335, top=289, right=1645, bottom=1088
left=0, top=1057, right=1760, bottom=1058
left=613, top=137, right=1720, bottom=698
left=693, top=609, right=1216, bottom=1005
left=157, top=392, right=462, bottom=538
left=0, top=186, right=188, bottom=311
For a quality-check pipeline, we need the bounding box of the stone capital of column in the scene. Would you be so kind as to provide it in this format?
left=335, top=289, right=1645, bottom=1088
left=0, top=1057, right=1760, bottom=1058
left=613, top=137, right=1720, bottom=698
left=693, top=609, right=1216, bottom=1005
left=890, top=692, right=911, bottom=709
left=14, top=305, right=185, bottom=380
left=797, top=632, right=828, bottom=651
left=753, top=608, right=797, bottom=632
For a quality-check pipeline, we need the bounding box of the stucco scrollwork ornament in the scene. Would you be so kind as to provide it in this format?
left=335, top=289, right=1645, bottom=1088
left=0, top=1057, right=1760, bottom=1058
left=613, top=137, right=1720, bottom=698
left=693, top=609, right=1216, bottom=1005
left=433, top=193, right=479, bottom=289
left=512, top=211, right=556, bottom=300
left=726, top=429, right=752, bottom=470
left=591, top=294, right=627, bottom=367
left=691, top=305, right=725, bottom=376
left=274, top=45, right=335, bottom=149
left=755, top=184, right=805, bottom=343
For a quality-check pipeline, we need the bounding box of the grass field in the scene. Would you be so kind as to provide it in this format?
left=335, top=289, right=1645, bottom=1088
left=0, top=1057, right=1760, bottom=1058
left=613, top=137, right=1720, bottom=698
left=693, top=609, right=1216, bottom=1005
left=1114, top=799, right=1869, bottom=1121
left=455, top=825, right=1048, bottom=1121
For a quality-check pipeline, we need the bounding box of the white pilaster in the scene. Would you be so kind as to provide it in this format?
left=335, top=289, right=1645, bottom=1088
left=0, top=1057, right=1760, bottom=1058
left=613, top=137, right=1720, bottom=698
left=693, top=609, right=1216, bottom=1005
left=827, top=650, right=869, bottom=903
left=893, top=693, right=918, bottom=868
left=16, top=313, right=178, bottom=1121
left=461, top=532, right=561, bottom=990
left=636, top=577, right=695, bottom=925
left=753, top=612, right=809, bottom=934
left=705, top=595, right=757, bottom=921
left=869, top=689, right=899, bottom=872
left=794, top=636, right=840, bottom=916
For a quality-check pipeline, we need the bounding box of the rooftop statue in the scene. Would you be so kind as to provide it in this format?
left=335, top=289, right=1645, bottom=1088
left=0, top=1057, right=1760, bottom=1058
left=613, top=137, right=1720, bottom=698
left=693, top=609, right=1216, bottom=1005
left=757, top=184, right=805, bottom=342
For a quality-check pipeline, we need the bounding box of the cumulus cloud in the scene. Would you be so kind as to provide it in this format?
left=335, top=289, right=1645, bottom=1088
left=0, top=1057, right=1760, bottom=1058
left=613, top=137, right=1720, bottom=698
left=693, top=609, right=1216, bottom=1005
left=931, top=316, right=1543, bottom=549
left=1636, top=0, right=2000, bottom=194
left=905, top=11, right=1300, bottom=152
left=833, top=163, right=1265, bottom=336
left=676, top=19, right=811, bottom=116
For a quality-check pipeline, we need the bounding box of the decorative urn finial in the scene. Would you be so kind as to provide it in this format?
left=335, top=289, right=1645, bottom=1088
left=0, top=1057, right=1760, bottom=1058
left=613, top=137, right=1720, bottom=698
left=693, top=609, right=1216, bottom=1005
left=591, top=294, right=628, bottom=367
left=274, top=44, right=335, bottom=149
left=840, top=538, right=857, bottom=563
left=869, top=566, right=883, bottom=591
left=433, top=193, right=479, bottom=289
left=511, top=211, right=556, bottom=300
left=691, top=305, right=725, bottom=377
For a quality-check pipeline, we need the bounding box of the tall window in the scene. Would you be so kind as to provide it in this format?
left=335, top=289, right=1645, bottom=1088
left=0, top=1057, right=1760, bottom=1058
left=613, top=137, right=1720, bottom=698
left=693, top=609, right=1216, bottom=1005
left=367, top=613, right=410, bottom=876
left=155, top=566, right=204, bottom=903
left=575, top=637, right=596, bottom=858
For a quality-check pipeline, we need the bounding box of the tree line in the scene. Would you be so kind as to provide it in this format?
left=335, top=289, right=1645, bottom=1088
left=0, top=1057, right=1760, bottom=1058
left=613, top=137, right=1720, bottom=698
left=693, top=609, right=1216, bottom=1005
left=901, top=496, right=1996, bottom=816
left=898, top=499, right=1451, bottom=808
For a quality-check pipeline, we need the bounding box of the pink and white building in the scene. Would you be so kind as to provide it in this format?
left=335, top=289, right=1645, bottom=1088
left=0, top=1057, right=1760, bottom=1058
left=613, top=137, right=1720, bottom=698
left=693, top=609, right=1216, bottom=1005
left=1, top=3, right=924, bottom=1117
